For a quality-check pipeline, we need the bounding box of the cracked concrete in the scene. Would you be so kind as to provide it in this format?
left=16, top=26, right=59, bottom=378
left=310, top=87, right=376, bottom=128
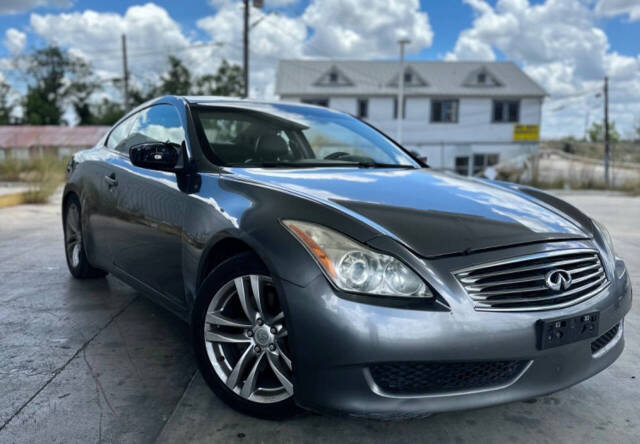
left=0, top=190, right=638, bottom=443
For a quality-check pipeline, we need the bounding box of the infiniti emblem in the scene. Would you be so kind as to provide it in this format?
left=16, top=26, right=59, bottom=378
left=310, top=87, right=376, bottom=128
left=254, top=328, right=271, bottom=346
left=545, top=269, right=572, bottom=291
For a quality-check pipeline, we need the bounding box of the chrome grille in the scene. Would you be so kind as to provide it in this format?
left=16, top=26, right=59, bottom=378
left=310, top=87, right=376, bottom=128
left=454, top=249, right=610, bottom=311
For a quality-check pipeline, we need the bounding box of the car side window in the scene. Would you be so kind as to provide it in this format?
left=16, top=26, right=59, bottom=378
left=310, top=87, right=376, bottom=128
left=106, top=115, right=135, bottom=151
left=127, top=104, right=186, bottom=150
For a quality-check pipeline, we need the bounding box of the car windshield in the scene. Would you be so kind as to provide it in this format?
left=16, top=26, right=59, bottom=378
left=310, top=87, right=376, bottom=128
left=193, top=103, right=420, bottom=168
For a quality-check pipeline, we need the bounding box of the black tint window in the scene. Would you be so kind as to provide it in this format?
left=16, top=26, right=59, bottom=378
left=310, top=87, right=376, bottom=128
left=393, top=97, right=406, bottom=119
left=126, top=105, right=185, bottom=152
left=357, top=98, right=368, bottom=118
left=508, top=102, right=519, bottom=122
left=106, top=115, right=135, bottom=151
left=493, top=101, right=503, bottom=121
left=472, top=153, right=500, bottom=175
left=431, top=99, right=458, bottom=123
left=455, top=156, right=469, bottom=175
left=493, top=100, right=519, bottom=122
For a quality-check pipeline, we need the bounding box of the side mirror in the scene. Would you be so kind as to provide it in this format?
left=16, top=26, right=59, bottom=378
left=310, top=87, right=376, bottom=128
left=129, top=142, right=180, bottom=172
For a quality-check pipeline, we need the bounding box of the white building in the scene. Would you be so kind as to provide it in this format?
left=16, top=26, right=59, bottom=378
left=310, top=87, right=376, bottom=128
left=275, top=60, right=546, bottom=175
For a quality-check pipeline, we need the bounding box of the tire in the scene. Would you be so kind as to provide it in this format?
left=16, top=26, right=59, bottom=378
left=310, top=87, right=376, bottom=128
left=192, top=252, right=299, bottom=419
left=63, top=194, right=107, bottom=279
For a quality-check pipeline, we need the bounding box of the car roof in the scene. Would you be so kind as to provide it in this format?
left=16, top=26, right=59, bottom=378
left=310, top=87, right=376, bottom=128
left=179, top=95, right=335, bottom=113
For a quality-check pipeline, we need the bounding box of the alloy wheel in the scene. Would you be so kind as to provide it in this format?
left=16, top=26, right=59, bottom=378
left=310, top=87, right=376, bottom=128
left=204, top=275, right=293, bottom=404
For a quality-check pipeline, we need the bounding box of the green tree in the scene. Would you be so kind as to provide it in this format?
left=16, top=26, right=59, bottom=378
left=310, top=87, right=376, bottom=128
left=128, top=80, right=159, bottom=108
left=22, top=46, right=100, bottom=125
left=67, top=58, right=101, bottom=125
left=196, top=59, right=244, bottom=96
left=89, top=99, right=125, bottom=125
left=23, top=46, right=69, bottom=124
left=157, top=55, right=192, bottom=95
left=0, top=80, right=13, bottom=124
left=588, top=121, right=620, bottom=143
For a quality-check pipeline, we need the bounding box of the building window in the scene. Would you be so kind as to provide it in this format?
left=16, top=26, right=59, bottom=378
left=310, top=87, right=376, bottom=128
left=393, top=97, right=406, bottom=119
left=472, top=153, right=499, bottom=175
left=357, top=98, right=368, bottom=118
left=493, top=100, right=519, bottom=122
left=477, top=72, right=486, bottom=83
left=329, top=71, right=338, bottom=84
left=58, top=147, right=73, bottom=159
left=455, top=156, right=469, bottom=175
left=431, top=99, right=459, bottom=123
left=404, top=72, right=413, bottom=83
left=11, top=148, right=30, bottom=160
left=301, top=98, right=329, bottom=107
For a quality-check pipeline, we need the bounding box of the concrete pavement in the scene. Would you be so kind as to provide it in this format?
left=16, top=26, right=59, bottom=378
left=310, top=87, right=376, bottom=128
left=0, top=191, right=638, bottom=443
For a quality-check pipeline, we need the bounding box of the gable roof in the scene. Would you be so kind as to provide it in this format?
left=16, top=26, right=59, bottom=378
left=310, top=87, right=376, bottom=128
left=0, top=125, right=109, bottom=149
left=276, top=60, right=546, bottom=97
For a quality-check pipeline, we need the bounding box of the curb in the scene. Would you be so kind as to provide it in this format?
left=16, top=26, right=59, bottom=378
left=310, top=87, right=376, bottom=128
left=0, top=192, right=27, bottom=209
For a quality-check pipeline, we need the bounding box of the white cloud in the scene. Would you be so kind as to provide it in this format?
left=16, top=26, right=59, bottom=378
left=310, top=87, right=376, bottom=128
left=0, top=0, right=71, bottom=14
left=447, top=0, right=640, bottom=138
left=30, top=4, right=193, bottom=79
left=23, top=0, right=435, bottom=102
left=197, top=2, right=307, bottom=97
left=596, top=0, right=640, bottom=21
left=263, top=0, right=299, bottom=5
left=301, top=0, right=432, bottom=58
left=198, top=0, right=433, bottom=96
left=4, top=29, right=27, bottom=54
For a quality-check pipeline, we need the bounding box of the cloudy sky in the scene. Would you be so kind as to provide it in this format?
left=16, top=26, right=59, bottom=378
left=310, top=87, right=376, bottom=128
left=0, top=0, right=639, bottom=138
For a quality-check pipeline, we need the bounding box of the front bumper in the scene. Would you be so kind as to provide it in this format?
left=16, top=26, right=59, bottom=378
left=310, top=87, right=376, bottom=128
left=279, top=243, right=632, bottom=418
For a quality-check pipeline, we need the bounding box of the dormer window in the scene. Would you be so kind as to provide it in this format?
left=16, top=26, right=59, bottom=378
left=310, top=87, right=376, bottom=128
left=388, top=67, right=427, bottom=88
left=314, top=66, right=354, bottom=87
left=464, top=66, right=502, bottom=87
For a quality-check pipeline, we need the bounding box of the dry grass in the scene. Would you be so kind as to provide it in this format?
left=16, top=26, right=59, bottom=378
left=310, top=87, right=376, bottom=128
left=0, top=156, right=68, bottom=204
left=529, top=176, right=640, bottom=195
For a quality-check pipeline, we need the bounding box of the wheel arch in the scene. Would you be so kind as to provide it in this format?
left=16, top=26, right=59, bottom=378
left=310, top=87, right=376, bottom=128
left=62, top=186, right=79, bottom=214
left=196, top=235, right=262, bottom=292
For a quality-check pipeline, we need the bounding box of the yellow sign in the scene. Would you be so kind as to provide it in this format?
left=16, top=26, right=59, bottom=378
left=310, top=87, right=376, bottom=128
left=513, top=124, right=539, bottom=141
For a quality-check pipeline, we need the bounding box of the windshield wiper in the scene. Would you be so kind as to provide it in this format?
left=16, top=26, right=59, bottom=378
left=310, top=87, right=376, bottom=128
left=352, top=162, right=416, bottom=169
left=238, top=161, right=418, bottom=169
left=250, top=161, right=354, bottom=168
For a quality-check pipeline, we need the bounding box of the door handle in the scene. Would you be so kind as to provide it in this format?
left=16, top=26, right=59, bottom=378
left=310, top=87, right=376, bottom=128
left=104, top=173, right=118, bottom=188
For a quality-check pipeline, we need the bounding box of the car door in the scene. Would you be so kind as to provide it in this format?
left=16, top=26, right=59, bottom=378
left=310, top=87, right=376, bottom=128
left=104, top=104, right=188, bottom=307
left=84, top=114, right=137, bottom=268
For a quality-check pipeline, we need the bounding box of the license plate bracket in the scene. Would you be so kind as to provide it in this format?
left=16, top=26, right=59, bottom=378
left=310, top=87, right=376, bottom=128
left=537, top=312, right=600, bottom=350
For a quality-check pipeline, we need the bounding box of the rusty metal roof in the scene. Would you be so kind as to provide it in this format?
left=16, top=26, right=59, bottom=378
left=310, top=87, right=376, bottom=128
left=0, top=125, right=109, bottom=149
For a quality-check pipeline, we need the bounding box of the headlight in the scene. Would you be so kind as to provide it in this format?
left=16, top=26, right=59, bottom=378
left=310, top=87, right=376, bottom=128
left=282, top=220, right=433, bottom=298
left=592, top=219, right=616, bottom=257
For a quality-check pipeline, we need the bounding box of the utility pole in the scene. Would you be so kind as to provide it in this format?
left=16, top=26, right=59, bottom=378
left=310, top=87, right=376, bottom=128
left=121, top=34, right=130, bottom=112
left=396, top=38, right=410, bottom=143
left=243, top=0, right=249, bottom=98
left=603, top=76, right=610, bottom=188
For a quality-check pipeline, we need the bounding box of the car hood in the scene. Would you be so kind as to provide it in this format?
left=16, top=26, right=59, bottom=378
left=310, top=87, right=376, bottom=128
left=228, top=167, right=590, bottom=257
